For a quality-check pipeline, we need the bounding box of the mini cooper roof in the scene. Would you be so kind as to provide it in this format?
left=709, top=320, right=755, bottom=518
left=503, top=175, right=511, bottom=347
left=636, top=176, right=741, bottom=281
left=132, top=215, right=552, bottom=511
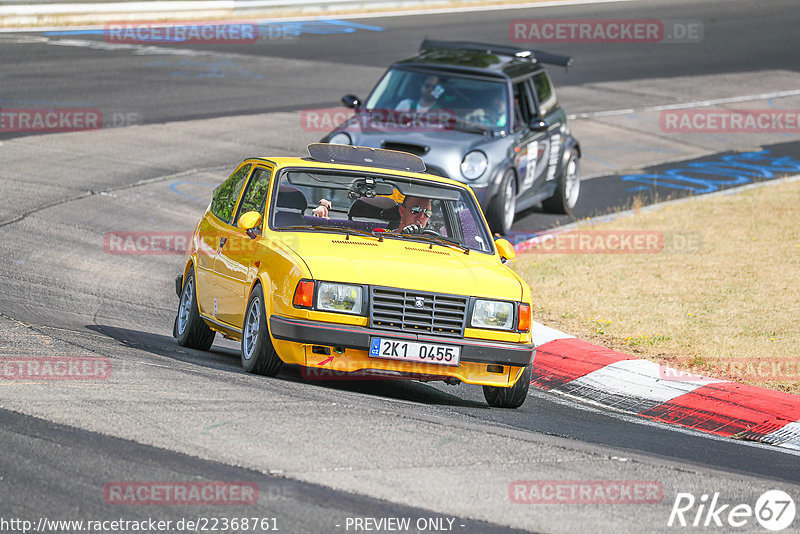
left=393, top=39, right=574, bottom=82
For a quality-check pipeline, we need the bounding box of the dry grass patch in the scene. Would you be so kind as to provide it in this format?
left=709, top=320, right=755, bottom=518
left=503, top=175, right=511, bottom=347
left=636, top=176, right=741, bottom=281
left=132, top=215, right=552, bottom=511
left=514, top=178, right=800, bottom=394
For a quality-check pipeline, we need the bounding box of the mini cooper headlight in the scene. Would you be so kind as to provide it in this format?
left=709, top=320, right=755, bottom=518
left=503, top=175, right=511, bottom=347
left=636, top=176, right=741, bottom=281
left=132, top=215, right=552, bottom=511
left=460, top=150, right=488, bottom=180
left=328, top=132, right=352, bottom=145
left=471, top=299, right=514, bottom=330
left=317, top=282, right=363, bottom=315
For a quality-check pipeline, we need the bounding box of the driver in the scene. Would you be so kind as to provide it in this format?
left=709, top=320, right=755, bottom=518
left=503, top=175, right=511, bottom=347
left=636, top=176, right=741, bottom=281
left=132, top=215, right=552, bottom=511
left=314, top=195, right=432, bottom=234
left=394, top=195, right=432, bottom=234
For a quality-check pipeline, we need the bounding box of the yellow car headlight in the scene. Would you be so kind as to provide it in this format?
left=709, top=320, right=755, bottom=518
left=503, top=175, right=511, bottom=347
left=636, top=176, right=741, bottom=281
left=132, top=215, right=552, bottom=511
left=471, top=299, right=514, bottom=330
left=317, top=282, right=364, bottom=315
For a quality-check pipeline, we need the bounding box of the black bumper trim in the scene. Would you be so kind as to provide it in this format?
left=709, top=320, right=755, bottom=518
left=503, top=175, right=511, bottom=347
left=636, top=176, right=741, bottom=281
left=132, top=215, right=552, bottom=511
left=269, top=315, right=534, bottom=367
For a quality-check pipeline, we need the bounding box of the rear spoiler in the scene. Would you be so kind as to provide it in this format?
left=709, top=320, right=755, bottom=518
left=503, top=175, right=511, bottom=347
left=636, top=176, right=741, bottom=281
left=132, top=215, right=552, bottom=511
left=420, top=39, right=573, bottom=68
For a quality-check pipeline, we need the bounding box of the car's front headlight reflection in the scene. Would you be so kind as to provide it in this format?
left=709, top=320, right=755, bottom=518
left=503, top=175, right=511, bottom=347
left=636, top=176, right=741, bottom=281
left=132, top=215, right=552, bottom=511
left=471, top=299, right=514, bottom=330
left=460, top=150, right=488, bottom=180
left=317, top=282, right=363, bottom=315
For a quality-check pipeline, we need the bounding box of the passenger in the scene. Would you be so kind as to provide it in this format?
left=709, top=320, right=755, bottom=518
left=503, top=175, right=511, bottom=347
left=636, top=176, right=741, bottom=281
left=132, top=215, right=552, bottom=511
left=395, top=75, right=440, bottom=113
left=312, top=198, right=331, bottom=218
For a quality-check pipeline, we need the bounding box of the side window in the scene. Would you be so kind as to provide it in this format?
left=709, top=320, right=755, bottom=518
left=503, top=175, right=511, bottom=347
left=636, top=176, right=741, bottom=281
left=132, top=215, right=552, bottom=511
left=512, top=81, right=534, bottom=128
left=210, top=164, right=251, bottom=224
left=236, top=167, right=273, bottom=223
left=532, top=72, right=557, bottom=116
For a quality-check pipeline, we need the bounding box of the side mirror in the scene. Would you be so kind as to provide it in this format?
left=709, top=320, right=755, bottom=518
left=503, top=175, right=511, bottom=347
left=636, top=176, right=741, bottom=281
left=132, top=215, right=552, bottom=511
left=237, top=211, right=262, bottom=239
left=529, top=119, right=549, bottom=132
left=341, top=94, right=361, bottom=110
left=495, top=238, right=516, bottom=263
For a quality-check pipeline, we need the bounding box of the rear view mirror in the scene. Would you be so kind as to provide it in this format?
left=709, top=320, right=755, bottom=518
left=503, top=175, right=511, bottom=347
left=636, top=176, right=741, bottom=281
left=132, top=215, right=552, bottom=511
left=495, top=238, right=516, bottom=263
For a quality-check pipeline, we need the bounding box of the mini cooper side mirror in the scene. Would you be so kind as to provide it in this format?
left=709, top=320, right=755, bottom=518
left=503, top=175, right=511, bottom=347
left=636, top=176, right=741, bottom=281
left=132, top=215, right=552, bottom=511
left=341, top=94, right=361, bottom=109
left=237, top=211, right=262, bottom=239
left=529, top=119, right=549, bottom=131
left=494, top=238, right=516, bottom=263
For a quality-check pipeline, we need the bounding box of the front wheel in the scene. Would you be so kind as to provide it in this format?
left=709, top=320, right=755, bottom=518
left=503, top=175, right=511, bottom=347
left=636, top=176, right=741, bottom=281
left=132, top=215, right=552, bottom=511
left=542, top=152, right=580, bottom=215
left=483, top=364, right=531, bottom=408
left=241, top=285, right=283, bottom=376
left=174, top=271, right=215, bottom=351
left=486, top=169, right=517, bottom=235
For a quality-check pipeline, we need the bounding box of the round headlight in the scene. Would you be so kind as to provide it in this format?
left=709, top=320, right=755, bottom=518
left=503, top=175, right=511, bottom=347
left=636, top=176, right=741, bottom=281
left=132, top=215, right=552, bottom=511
left=460, top=150, right=488, bottom=180
left=328, top=132, right=352, bottom=145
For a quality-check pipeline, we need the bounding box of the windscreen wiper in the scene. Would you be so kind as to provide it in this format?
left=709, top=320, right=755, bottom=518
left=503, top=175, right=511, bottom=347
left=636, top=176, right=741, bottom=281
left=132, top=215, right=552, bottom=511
left=283, top=225, right=385, bottom=241
left=452, top=120, right=490, bottom=135
left=384, top=231, right=470, bottom=254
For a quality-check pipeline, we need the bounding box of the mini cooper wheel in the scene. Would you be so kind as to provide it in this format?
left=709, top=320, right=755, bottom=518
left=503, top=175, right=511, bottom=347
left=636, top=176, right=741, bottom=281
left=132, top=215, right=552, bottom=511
left=486, top=168, right=517, bottom=235
left=483, top=364, right=531, bottom=408
left=174, top=270, right=215, bottom=351
left=542, top=151, right=580, bottom=215
left=241, top=285, right=283, bottom=377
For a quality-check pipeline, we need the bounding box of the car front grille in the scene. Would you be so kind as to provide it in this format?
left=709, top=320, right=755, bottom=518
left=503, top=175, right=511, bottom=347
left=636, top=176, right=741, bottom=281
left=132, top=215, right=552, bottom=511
left=370, top=287, right=468, bottom=338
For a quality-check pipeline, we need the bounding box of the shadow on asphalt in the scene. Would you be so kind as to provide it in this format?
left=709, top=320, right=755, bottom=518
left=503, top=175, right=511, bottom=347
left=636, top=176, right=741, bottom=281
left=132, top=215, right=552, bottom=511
left=87, top=324, right=485, bottom=408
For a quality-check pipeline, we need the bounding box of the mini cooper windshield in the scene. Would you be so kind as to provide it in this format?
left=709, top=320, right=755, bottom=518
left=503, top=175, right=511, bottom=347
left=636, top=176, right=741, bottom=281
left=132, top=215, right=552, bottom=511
left=270, top=169, right=494, bottom=253
left=364, top=68, right=509, bottom=132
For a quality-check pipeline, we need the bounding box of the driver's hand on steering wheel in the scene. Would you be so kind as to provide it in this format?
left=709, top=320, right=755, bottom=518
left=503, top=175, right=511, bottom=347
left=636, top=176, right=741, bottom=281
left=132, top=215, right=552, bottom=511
left=401, top=224, right=424, bottom=234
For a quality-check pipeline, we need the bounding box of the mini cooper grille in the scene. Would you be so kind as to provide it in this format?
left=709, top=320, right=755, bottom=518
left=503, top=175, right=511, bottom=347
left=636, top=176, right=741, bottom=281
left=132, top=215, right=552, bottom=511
left=370, top=287, right=468, bottom=337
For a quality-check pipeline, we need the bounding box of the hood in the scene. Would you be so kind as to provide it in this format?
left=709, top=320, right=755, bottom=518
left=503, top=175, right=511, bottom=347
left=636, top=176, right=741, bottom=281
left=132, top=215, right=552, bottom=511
left=340, top=115, right=500, bottom=179
left=281, top=232, right=522, bottom=301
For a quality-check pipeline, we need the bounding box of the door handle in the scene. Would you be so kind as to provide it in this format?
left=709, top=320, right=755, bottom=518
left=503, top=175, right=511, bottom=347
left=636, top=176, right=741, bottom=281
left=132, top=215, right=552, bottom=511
left=219, top=237, right=227, bottom=250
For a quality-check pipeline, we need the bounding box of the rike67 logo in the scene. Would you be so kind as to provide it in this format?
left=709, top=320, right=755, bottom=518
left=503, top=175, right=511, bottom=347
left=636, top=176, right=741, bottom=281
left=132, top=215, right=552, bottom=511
left=668, top=490, right=795, bottom=531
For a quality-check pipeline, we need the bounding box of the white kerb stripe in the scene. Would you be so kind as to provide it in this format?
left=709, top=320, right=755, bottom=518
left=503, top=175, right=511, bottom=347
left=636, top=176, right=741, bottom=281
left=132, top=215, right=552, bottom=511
left=763, top=421, right=800, bottom=451
left=532, top=321, right=574, bottom=347
left=566, top=359, right=726, bottom=405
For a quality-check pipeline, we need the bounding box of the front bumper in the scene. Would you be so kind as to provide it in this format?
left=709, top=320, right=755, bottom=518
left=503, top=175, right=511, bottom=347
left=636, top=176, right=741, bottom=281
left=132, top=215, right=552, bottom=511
left=269, top=315, right=535, bottom=367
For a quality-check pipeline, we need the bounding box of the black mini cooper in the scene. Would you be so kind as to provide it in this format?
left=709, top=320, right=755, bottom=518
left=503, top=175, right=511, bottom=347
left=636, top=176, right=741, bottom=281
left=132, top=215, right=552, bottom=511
left=323, top=39, right=581, bottom=235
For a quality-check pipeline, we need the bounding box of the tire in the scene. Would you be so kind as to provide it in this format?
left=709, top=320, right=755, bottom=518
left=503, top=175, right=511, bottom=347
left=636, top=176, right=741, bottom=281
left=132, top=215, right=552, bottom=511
left=483, top=364, right=531, bottom=408
left=174, top=270, right=215, bottom=351
left=542, top=151, right=580, bottom=215
left=486, top=169, right=517, bottom=235
left=241, top=284, right=283, bottom=377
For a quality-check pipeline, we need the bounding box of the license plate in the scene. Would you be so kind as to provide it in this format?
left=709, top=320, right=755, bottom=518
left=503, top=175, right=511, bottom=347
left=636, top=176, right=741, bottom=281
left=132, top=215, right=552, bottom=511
left=369, top=337, right=460, bottom=366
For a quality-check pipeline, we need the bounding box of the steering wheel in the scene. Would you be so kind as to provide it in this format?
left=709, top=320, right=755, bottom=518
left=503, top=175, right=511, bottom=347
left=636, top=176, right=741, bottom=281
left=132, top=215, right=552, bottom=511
left=421, top=228, right=441, bottom=237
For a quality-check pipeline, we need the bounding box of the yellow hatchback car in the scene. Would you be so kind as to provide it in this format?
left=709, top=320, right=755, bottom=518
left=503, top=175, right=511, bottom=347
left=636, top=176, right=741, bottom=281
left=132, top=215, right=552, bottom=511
left=173, top=144, right=535, bottom=408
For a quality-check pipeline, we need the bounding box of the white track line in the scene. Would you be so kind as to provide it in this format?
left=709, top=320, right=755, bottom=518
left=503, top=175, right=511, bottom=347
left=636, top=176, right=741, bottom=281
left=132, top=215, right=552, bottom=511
left=570, top=89, right=800, bottom=119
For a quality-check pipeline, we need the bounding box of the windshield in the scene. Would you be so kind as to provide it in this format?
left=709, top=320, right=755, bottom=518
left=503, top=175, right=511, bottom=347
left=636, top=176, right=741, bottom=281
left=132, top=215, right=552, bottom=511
left=364, top=68, right=509, bottom=131
left=270, top=169, right=493, bottom=253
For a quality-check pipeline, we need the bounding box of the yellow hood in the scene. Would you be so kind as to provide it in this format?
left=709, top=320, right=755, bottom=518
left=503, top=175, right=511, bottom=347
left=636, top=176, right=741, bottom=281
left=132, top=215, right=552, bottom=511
left=281, top=233, right=523, bottom=301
